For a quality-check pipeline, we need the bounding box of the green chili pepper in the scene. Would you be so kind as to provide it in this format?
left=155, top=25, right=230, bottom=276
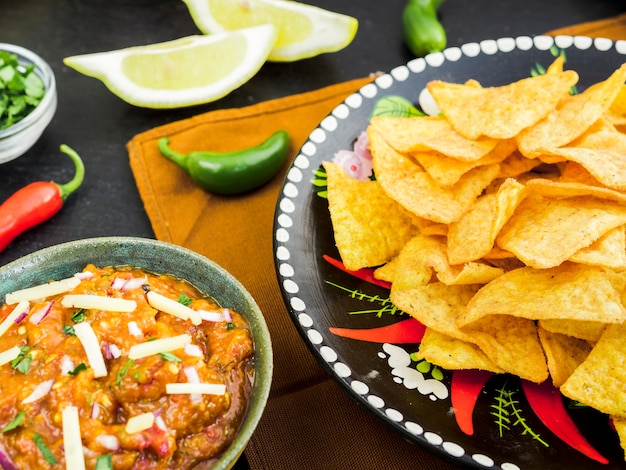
left=402, top=0, right=447, bottom=57
left=157, top=130, right=291, bottom=195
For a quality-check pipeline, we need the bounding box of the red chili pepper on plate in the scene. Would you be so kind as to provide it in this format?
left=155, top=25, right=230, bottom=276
left=323, top=254, right=392, bottom=289
left=450, top=369, right=493, bottom=435
left=0, top=144, right=84, bottom=253
left=521, top=379, right=608, bottom=463
left=329, top=318, right=426, bottom=344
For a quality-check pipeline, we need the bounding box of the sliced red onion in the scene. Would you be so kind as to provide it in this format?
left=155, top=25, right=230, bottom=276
left=74, top=271, right=94, bottom=280
left=154, top=415, right=168, bottom=431
left=13, top=311, right=28, bottom=324
left=29, top=301, right=53, bottom=325
left=183, top=365, right=202, bottom=404
left=90, top=402, right=101, bottom=419
left=108, top=344, right=121, bottom=359
left=60, top=355, right=75, bottom=375
left=122, top=277, right=148, bottom=291
left=127, top=321, right=143, bottom=338
left=96, top=434, right=120, bottom=451
left=184, top=343, right=203, bottom=357
left=0, top=442, right=17, bottom=470
left=222, top=308, right=232, bottom=322
left=22, top=379, right=54, bottom=404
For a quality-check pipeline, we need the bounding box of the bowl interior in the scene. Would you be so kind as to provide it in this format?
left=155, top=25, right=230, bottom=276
left=0, top=236, right=273, bottom=470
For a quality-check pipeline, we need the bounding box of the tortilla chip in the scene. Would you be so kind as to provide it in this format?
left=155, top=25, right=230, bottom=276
left=538, top=318, right=606, bottom=343
left=612, top=415, right=626, bottom=460
left=427, top=70, right=579, bottom=140
left=516, top=64, right=626, bottom=157
left=525, top=178, right=626, bottom=205
left=369, top=115, right=500, bottom=161
left=497, top=195, right=626, bottom=269
left=459, top=263, right=626, bottom=326
left=460, top=314, right=548, bottom=383
left=416, top=328, right=505, bottom=373
left=537, top=326, right=593, bottom=388
left=569, top=225, right=626, bottom=271
left=447, top=194, right=497, bottom=264
left=323, top=161, right=417, bottom=270
left=561, top=322, right=626, bottom=417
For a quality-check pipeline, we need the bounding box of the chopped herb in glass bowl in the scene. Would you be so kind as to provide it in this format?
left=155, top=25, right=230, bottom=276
left=0, top=44, right=57, bottom=164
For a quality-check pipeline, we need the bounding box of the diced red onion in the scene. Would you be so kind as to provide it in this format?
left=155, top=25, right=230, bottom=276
left=29, top=301, right=54, bottom=325
left=184, top=343, right=203, bottom=357
left=155, top=415, right=168, bottom=431
left=111, top=277, right=126, bottom=290
left=127, top=321, right=143, bottom=338
left=60, top=355, right=75, bottom=375
left=198, top=308, right=232, bottom=323
left=13, top=311, right=28, bottom=324
left=122, top=277, right=148, bottom=291
left=0, top=442, right=17, bottom=470
left=96, top=435, right=120, bottom=451
left=183, top=366, right=202, bottom=404
left=74, top=271, right=94, bottom=280
left=108, top=344, right=121, bottom=359
left=90, top=402, right=101, bottom=419
left=22, top=379, right=54, bottom=404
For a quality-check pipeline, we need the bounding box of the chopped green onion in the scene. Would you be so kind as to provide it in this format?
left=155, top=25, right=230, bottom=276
left=95, top=454, right=113, bottom=470
left=116, top=359, right=134, bottom=386
left=178, top=293, right=192, bottom=306
left=1, top=410, right=25, bottom=433
left=158, top=351, right=182, bottom=362
left=33, top=433, right=57, bottom=465
left=68, top=362, right=87, bottom=375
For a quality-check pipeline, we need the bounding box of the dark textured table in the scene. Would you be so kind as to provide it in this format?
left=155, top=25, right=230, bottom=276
left=0, top=1, right=625, bottom=468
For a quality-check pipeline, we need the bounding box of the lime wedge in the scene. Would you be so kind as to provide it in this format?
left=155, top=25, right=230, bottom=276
left=183, top=0, right=358, bottom=62
left=63, top=25, right=277, bottom=108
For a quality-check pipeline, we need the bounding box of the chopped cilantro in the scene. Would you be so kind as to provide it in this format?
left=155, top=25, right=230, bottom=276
left=33, top=433, right=57, bottom=465
left=226, top=322, right=235, bottom=330
left=0, top=51, right=45, bottom=130
left=158, top=351, right=182, bottom=362
left=1, top=410, right=25, bottom=433
left=178, top=293, right=192, bottom=306
left=95, top=454, right=113, bottom=470
left=10, top=346, right=32, bottom=374
left=71, top=309, right=85, bottom=323
left=68, top=362, right=87, bottom=375
left=116, top=359, right=134, bottom=386
left=62, top=325, right=76, bottom=336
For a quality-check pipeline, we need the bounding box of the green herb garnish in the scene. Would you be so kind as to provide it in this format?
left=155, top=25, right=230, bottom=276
left=116, top=359, right=134, bottom=386
left=71, top=309, right=85, bottom=323
left=62, top=325, right=76, bottom=336
left=178, top=293, right=192, bottom=306
left=2, top=410, right=25, bottom=433
left=95, top=454, right=113, bottom=470
left=33, top=433, right=57, bottom=465
left=158, top=351, right=182, bottom=362
left=10, top=346, right=32, bottom=374
left=0, top=51, right=45, bottom=130
left=68, top=362, right=87, bottom=375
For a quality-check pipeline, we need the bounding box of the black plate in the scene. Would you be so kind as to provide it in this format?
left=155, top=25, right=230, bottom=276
left=273, top=35, right=626, bottom=469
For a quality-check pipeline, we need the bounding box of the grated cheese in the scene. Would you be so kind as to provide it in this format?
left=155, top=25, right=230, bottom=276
left=0, top=345, right=22, bottom=366
left=166, top=383, right=227, bottom=395
left=128, top=334, right=191, bottom=360
left=0, top=300, right=29, bottom=337
left=62, top=405, right=86, bottom=470
left=5, top=277, right=80, bottom=304
left=125, top=412, right=154, bottom=434
left=146, top=291, right=202, bottom=325
left=73, top=322, right=108, bottom=378
left=61, top=294, right=137, bottom=312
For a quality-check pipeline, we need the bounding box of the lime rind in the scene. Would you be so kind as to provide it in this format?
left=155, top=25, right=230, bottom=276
left=183, top=0, right=358, bottom=62
left=63, top=25, right=277, bottom=108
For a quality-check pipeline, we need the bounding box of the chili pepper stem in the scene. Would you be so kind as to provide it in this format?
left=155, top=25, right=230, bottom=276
left=157, top=137, right=188, bottom=170
left=56, top=144, right=85, bottom=201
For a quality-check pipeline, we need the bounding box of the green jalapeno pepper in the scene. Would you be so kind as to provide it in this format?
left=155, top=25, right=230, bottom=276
left=157, top=130, right=291, bottom=195
left=402, top=0, right=447, bottom=57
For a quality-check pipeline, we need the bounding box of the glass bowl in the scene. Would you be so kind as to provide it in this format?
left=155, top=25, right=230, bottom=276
left=0, top=43, right=57, bottom=164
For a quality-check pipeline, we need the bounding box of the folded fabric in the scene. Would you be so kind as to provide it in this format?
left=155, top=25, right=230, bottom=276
left=128, top=14, right=626, bottom=470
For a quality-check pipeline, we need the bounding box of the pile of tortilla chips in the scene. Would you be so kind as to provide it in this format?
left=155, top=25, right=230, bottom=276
left=323, top=57, right=626, bottom=458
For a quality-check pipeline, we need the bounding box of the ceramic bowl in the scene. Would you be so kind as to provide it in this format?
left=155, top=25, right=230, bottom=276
left=0, top=236, right=273, bottom=470
left=0, top=43, right=57, bottom=164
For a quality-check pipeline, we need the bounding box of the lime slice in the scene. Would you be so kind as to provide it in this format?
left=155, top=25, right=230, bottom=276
left=183, top=0, right=358, bottom=62
left=63, top=25, right=277, bottom=108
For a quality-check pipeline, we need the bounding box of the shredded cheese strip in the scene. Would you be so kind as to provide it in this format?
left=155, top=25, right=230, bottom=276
left=146, top=291, right=202, bottom=325
left=62, top=406, right=86, bottom=470
left=61, top=294, right=137, bottom=312
left=128, top=334, right=191, bottom=360
left=125, top=412, right=155, bottom=434
left=0, top=345, right=22, bottom=366
left=73, top=322, right=108, bottom=377
left=5, top=277, right=80, bottom=304
left=0, top=300, right=29, bottom=337
left=166, top=383, right=227, bottom=395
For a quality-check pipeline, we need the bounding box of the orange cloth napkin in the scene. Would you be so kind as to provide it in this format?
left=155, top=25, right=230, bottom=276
left=128, top=15, right=626, bottom=470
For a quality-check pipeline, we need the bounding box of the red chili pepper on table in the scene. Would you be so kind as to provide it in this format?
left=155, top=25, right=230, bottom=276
left=0, top=144, right=84, bottom=253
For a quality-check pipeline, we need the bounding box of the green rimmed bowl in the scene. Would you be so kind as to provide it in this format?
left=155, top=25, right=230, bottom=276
left=0, top=236, right=273, bottom=470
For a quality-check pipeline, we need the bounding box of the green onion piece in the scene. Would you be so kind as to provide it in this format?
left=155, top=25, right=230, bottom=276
left=68, top=362, right=87, bottom=375
left=95, top=454, right=113, bottom=470
left=158, top=351, right=182, bottom=362
left=178, top=293, right=192, bottom=306
left=116, top=359, right=134, bottom=386
left=33, top=433, right=57, bottom=465
left=1, top=410, right=25, bottom=433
